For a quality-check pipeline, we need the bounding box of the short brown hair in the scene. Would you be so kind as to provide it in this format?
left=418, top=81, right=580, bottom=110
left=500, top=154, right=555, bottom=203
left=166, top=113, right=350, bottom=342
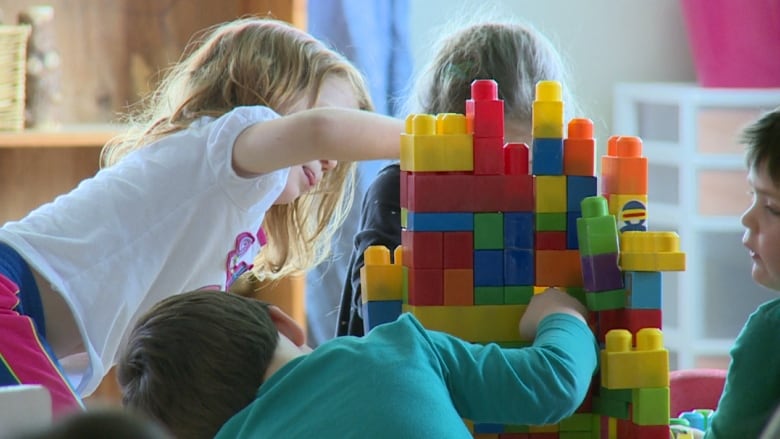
left=117, top=290, right=279, bottom=439
left=743, top=106, right=780, bottom=183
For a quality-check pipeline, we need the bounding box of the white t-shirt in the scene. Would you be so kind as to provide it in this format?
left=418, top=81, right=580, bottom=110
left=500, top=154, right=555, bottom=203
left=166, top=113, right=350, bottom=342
left=0, top=106, right=289, bottom=395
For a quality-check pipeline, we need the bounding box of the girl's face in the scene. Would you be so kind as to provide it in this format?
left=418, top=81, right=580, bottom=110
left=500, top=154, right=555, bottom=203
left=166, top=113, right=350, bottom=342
left=741, top=160, right=780, bottom=291
left=274, top=76, right=360, bottom=205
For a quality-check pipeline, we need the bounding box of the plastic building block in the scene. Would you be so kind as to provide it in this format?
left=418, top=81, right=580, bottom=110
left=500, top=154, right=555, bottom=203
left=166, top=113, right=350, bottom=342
left=576, top=196, right=620, bottom=256
left=532, top=137, right=564, bottom=176
left=404, top=172, right=535, bottom=213
left=405, top=304, right=525, bottom=342
left=632, top=387, right=670, bottom=426
left=624, top=271, right=663, bottom=309
left=466, top=79, right=505, bottom=139
left=567, top=175, right=598, bottom=212
left=504, top=142, right=530, bottom=175
left=532, top=80, right=564, bottom=139
left=360, top=245, right=403, bottom=302
left=535, top=175, right=567, bottom=213
left=362, top=300, right=402, bottom=332
left=401, top=230, right=443, bottom=268
left=535, top=250, right=583, bottom=287
left=443, top=231, right=474, bottom=269
left=474, top=212, right=504, bottom=249
left=504, top=285, right=534, bottom=304
left=601, top=328, right=670, bottom=390
left=474, top=136, right=504, bottom=175
left=563, top=118, right=597, bottom=176
left=581, top=252, right=624, bottom=292
left=504, top=248, right=535, bottom=285
left=406, top=267, right=443, bottom=306
left=400, top=113, right=474, bottom=172
left=535, top=212, right=566, bottom=232
left=535, top=231, right=567, bottom=250
left=620, top=231, right=686, bottom=272
left=406, top=211, right=473, bottom=232
left=566, top=211, right=581, bottom=250
left=585, top=289, right=626, bottom=312
left=601, top=135, right=648, bottom=196
left=475, top=286, right=504, bottom=305
left=474, top=250, right=504, bottom=286
left=609, top=194, right=648, bottom=233
left=443, top=269, right=474, bottom=305
left=504, top=212, right=535, bottom=249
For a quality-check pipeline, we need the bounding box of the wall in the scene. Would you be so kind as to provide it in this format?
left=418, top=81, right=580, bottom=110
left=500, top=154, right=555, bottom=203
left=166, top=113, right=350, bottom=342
left=408, top=0, right=696, bottom=150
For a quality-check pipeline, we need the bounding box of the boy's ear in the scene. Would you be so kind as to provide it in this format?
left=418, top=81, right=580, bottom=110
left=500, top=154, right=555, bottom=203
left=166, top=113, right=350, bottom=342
left=267, top=305, right=306, bottom=347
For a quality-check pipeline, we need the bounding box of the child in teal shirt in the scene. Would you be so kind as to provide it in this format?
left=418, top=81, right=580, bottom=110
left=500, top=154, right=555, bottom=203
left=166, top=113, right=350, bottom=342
left=704, top=106, right=780, bottom=438
left=118, top=288, right=597, bottom=439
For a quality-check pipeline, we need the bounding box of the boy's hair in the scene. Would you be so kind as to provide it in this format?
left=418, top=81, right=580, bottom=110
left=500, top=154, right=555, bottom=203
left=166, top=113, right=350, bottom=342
left=13, top=409, right=170, bottom=439
left=117, top=290, right=279, bottom=439
left=403, top=20, right=577, bottom=130
left=102, top=17, right=373, bottom=280
left=743, top=106, right=780, bottom=183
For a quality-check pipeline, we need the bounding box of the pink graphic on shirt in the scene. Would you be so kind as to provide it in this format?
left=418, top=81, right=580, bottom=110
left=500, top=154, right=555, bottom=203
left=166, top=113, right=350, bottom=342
left=225, top=232, right=255, bottom=288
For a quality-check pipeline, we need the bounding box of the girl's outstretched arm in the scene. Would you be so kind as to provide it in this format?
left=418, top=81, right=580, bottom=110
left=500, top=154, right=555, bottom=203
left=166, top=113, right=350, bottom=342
left=233, top=108, right=403, bottom=176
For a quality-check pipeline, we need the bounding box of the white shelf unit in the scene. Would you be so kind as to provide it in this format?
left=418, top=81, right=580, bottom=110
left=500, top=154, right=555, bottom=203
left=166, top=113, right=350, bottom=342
left=613, top=83, right=780, bottom=370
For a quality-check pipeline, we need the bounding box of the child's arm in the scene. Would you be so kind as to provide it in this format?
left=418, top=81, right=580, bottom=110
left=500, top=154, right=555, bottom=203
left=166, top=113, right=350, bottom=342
left=232, top=108, right=402, bottom=176
left=519, top=287, right=588, bottom=340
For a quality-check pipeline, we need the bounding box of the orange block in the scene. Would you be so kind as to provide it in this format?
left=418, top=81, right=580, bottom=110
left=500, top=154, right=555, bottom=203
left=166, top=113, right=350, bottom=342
left=443, top=269, right=474, bottom=305
left=535, top=250, right=583, bottom=288
left=601, top=135, right=648, bottom=195
left=563, top=118, right=596, bottom=176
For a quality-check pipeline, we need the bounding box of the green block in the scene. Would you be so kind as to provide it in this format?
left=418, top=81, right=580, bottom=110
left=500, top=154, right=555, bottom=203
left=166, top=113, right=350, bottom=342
left=474, top=212, right=504, bottom=249
left=594, top=395, right=630, bottom=420
left=600, top=387, right=633, bottom=403
left=536, top=212, right=567, bottom=231
left=576, top=215, right=620, bottom=256
left=505, top=285, right=534, bottom=304
left=559, top=432, right=593, bottom=439
left=585, top=289, right=625, bottom=311
left=475, top=286, right=504, bottom=305
left=566, top=287, right=588, bottom=308
left=401, top=207, right=408, bottom=228
left=559, top=413, right=594, bottom=432
left=632, top=387, right=670, bottom=426
left=503, top=424, right=530, bottom=433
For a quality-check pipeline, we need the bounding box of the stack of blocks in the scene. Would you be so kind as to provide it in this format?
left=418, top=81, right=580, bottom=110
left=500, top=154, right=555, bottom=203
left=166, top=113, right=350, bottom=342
left=360, top=79, right=686, bottom=439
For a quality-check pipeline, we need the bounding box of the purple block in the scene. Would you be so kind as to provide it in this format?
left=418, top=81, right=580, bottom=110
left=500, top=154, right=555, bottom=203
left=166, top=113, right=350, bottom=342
left=581, top=253, right=624, bottom=292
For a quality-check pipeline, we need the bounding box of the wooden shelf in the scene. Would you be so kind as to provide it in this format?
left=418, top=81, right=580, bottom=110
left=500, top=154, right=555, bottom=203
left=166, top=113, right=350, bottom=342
left=0, top=125, right=120, bottom=148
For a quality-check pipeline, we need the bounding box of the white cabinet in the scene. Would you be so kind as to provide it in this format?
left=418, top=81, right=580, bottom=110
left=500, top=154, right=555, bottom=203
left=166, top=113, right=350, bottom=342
left=613, top=83, right=780, bottom=370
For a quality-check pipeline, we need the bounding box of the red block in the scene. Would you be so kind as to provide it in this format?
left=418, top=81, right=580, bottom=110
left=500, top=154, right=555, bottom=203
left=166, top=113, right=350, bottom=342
left=443, top=231, right=473, bottom=268
left=473, top=136, right=504, bottom=175
left=407, top=267, right=443, bottom=306
left=598, top=309, right=662, bottom=344
left=504, top=142, right=530, bottom=176
left=402, top=230, right=443, bottom=268
left=535, top=231, right=567, bottom=250
left=466, top=79, right=504, bottom=138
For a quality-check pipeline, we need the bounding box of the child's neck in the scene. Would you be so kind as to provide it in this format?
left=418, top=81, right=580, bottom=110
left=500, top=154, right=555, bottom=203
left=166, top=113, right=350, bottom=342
left=264, top=335, right=310, bottom=380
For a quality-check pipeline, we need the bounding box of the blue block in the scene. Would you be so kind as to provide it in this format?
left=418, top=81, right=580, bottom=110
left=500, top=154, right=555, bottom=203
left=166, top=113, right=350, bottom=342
left=567, top=175, right=598, bottom=212
left=532, top=138, right=563, bottom=175
left=567, top=211, right=581, bottom=249
left=504, top=248, right=535, bottom=285
left=504, top=212, right=535, bottom=249
left=625, top=271, right=663, bottom=309
left=362, top=300, right=403, bottom=333
left=406, top=212, right=474, bottom=232
left=473, top=423, right=504, bottom=433
left=474, top=250, right=504, bottom=286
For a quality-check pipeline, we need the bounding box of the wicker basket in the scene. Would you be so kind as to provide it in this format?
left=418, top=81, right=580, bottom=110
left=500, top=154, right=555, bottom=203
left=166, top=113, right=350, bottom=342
left=0, top=25, right=31, bottom=131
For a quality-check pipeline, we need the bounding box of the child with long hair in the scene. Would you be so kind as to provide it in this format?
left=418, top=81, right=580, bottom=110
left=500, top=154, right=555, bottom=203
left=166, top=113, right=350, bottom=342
left=0, top=16, right=401, bottom=416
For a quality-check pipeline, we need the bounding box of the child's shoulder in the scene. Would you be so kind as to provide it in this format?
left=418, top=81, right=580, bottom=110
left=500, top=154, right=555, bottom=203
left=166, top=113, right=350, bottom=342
left=755, top=296, right=780, bottom=321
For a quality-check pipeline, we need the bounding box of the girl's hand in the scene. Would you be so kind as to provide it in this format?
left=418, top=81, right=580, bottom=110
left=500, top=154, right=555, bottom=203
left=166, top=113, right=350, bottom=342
left=519, top=287, right=588, bottom=340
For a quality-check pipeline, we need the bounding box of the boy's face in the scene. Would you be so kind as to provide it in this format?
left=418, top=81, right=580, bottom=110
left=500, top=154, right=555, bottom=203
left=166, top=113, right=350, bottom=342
left=742, top=160, right=780, bottom=291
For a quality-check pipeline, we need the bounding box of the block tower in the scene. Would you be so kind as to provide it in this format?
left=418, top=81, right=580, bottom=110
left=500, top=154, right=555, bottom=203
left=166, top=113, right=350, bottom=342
left=360, top=79, right=686, bottom=439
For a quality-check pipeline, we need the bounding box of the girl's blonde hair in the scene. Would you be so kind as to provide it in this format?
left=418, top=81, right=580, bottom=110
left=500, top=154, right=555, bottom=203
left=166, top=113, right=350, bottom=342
left=102, top=17, right=373, bottom=281
left=403, top=19, right=577, bottom=128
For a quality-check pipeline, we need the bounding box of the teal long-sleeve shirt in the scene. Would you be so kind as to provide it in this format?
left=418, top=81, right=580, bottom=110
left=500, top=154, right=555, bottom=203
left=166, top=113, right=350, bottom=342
left=217, top=312, right=598, bottom=438
left=706, top=297, right=780, bottom=438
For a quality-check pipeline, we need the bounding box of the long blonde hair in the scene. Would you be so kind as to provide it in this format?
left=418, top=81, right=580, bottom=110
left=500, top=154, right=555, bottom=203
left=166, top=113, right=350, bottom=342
left=102, top=17, right=372, bottom=281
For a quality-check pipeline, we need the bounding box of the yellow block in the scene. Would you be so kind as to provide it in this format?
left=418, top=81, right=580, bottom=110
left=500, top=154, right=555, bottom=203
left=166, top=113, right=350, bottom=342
left=403, top=304, right=526, bottom=342
left=532, top=80, right=564, bottom=139
left=601, top=328, right=669, bottom=389
left=361, top=246, right=404, bottom=301
left=536, top=175, right=567, bottom=213
left=620, top=231, right=686, bottom=271
left=400, top=113, right=474, bottom=172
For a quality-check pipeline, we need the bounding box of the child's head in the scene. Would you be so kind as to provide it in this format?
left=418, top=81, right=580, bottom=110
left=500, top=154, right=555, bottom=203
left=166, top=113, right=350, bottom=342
left=118, top=290, right=294, bottom=439
left=740, top=106, right=780, bottom=290
left=403, top=20, right=576, bottom=145
left=12, top=409, right=170, bottom=439
left=104, top=17, right=376, bottom=280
